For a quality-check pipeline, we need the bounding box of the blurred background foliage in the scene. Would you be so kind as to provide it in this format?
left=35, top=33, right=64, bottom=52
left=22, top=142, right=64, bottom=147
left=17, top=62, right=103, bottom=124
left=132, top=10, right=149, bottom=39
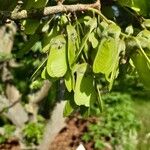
left=0, top=0, right=150, bottom=149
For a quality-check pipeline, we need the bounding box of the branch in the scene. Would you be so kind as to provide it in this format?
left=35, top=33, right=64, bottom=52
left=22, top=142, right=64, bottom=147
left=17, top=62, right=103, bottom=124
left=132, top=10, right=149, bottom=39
left=0, top=0, right=100, bottom=20
left=28, top=80, right=51, bottom=104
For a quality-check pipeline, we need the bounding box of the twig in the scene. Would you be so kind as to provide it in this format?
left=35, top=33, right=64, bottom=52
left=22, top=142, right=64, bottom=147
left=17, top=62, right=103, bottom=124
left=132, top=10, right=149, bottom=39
left=0, top=0, right=100, bottom=20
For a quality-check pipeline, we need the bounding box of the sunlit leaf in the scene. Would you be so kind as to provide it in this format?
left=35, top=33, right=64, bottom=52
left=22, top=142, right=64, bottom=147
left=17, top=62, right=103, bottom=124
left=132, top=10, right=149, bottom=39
left=89, top=32, right=98, bottom=48
left=93, top=37, right=118, bottom=75
left=132, top=51, right=150, bottom=90
left=74, top=63, right=96, bottom=107
left=107, top=24, right=121, bottom=39
left=42, top=26, right=59, bottom=53
left=64, top=70, right=74, bottom=92
left=47, top=35, right=67, bottom=78
left=66, top=25, right=77, bottom=67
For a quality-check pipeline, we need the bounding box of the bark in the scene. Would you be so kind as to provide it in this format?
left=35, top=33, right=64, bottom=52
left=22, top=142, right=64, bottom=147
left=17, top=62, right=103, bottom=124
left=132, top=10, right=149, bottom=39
left=0, top=22, right=16, bottom=54
left=26, top=80, right=51, bottom=122
left=39, top=101, right=66, bottom=150
left=0, top=0, right=100, bottom=20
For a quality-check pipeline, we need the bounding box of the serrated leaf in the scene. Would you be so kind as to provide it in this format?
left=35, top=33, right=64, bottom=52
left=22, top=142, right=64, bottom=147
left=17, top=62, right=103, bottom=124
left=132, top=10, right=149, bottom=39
left=74, top=63, right=96, bottom=107
left=131, top=51, right=150, bottom=90
left=93, top=37, right=118, bottom=75
left=46, top=35, right=67, bottom=78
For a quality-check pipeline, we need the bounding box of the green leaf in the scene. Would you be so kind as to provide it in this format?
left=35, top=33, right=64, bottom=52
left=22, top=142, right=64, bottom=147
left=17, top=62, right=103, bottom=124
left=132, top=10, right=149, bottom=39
left=63, top=101, right=73, bottom=117
left=0, top=0, right=17, bottom=10
left=46, top=35, right=67, bottom=78
left=17, top=34, right=40, bottom=57
left=93, top=37, right=118, bottom=75
left=142, top=19, right=150, bottom=29
left=41, top=67, right=57, bottom=81
left=125, top=25, right=134, bottom=35
left=0, top=53, right=12, bottom=62
left=22, top=0, right=48, bottom=34
left=24, top=0, right=48, bottom=9
left=64, top=70, right=74, bottom=92
left=66, top=25, right=77, bottom=67
left=74, top=63, right=96, bottom=107
left=63, top=101, right=74, bottom=117
left=41, top=17, right=54, bottom=33
left=118, top=0, right=133, bottom=7
left=41, top=67, right=47, bottom=79
left=42, top=26, right=59, bottom=53
left=33, top=0, right=48, bottom=8
left=74, top=17, right=97, bottom=62
left=137, top=30, right=150, bottom=49
left=84, top=16, right=97, bottom=32
left=107, top=40, right=124, bottom=90
left=107, top=24, right=121, bottom=39
left=23, top=19, right=40, bottom=35
left=89, top=32, right=98, bottom=48
left=131, top=51, right=150, bottom=90
left=63, top=91, right=78, bottom=116
left=118, top=0, right=149, bottom=16
left=138, top=29, right=150, bottom=39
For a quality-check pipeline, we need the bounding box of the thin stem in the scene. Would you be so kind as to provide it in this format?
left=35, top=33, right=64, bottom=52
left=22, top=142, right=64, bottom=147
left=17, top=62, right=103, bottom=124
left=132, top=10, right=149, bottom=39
left=96, top=84, right=103, bottom=112
left=88, top=8, right=114, bottom=24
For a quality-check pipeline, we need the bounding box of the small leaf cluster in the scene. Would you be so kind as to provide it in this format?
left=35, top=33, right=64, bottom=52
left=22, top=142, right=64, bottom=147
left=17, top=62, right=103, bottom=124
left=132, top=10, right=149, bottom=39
left=0, top=125, right=15, bottom=144
left=39, top=14, right=123, bottom=115
left=16, top=1, right=150, bottom=115
left=22, top=121, right=45, bottom=146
